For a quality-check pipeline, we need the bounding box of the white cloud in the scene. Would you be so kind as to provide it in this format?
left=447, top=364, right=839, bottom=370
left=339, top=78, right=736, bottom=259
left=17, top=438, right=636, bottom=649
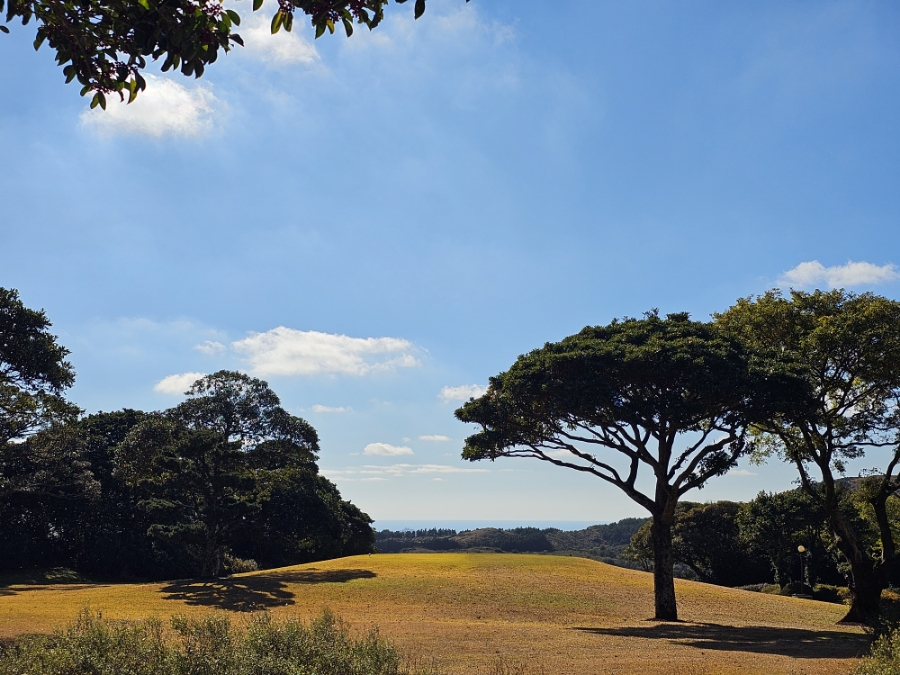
left=194, top=340, right=226, bottom=355
left=80, top=75, right=218, bottom=138
left=419, top=434, right=451, bottom=442
left=364, top=443, right=414, bottom=457
left=239, top=13, right=321, bottom=65
left=154, top=372, right=206, bottom=395
left=232, top=327, right=419, bottom=376
left=439, top=384, right=486, bottom=402
left=726, top=468, right=758, bottom=477
left=779, top=260, right=900, bottom=289
left=311, top=404, right=351, bottom=414
left=323, top=463, right=489, bottom=479
left=544, top=449, right=575, bottom=459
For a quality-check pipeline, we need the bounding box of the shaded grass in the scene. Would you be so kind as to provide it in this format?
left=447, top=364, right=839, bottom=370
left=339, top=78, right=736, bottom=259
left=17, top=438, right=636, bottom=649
left=0, top=553, right=870, bottom=675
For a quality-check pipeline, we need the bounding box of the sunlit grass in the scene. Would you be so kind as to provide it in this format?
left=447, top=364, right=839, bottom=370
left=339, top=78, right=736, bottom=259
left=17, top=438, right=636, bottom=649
left=0, top=553, right=869, bottom=674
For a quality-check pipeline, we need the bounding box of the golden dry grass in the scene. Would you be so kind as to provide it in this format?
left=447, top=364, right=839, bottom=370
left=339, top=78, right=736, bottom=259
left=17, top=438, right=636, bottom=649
left=0, top=553, right=868, bottom=675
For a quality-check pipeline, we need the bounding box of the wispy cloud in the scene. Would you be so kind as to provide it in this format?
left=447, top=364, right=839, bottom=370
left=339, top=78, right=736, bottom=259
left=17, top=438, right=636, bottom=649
left=439, top=384, right=486, bottom=402
left=154, top=371, right=206, bottom=395
left=419, top=434, right=451, bottom=442
left=323, top=463, right=489, bottom=480
left=726, top=468, right=758, bottom=477
left=232, top=327, right=420, bottom=376
left=239, top=13, right=321, bottom=66
left=311, top=404, right=351, bottom=414
left=81, top=75, right=218, bottom=138
left=194, top=340, right=226, bottom=355
left=779, top=260, right=900, bottom=289
left=363, top=443, right=414, bottom=457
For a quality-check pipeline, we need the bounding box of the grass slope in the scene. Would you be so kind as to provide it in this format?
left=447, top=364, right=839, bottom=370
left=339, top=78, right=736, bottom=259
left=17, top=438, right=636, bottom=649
left=0, top=553, right=868, bottom=675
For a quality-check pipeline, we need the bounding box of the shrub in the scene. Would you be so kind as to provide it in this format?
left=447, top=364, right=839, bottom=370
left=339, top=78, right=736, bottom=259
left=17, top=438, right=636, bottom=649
left=812, top=584, right=850, bottom=605
left=855, top=628, right=900, bottom=675
left=223, top=554, right=259, bottom=574
left=0, top=609, right=437, bottom=675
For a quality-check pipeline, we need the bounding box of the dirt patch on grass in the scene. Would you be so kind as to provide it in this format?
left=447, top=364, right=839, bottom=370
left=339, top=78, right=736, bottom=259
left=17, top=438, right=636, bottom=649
left=0, top=553, right=867, bottom=674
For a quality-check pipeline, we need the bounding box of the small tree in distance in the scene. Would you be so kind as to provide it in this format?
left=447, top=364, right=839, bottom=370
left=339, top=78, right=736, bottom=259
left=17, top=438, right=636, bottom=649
left=455, top=312, right=800, bottom=621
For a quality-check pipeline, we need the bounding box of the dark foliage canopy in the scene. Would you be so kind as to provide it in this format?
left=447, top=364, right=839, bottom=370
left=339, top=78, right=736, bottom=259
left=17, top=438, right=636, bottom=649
left=456, top=312, right=800, bottom=513
left=0, top=288, right=77, bottom=446
left=0, top=0, right=468, bottom=108
left=1, top=371, right=374, bottom=579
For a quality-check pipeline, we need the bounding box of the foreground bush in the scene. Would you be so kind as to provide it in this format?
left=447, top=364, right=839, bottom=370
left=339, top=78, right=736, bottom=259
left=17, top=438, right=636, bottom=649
left=0, top=609, right=434, bottom=675
left=855, top=628, right=900, bottom=675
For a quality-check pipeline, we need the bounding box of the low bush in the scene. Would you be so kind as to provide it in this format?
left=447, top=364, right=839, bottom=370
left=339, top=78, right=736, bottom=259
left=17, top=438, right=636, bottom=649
left=854, top=628, right=900, bottom=674
left=736, top=583, right=782, bottom=595
left=223, top=554, right=259, bottom=574
left=0, top=609, right=437, bottom=675
left=812, top=584, right=850, bottom=605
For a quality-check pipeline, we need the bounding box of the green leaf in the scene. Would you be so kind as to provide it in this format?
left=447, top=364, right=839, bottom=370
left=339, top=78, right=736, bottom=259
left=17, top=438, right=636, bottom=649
left=270, top=9, right=283, bottom=34
left=137, top=0, right=149, bottom=9
left=252, top=0, right=262, bottom=11
left=326, top=18, right=334, bottom=34
left=32, top=33, right=44, bottom=50
left=314, top=21, right=325, bottom=38
left=341, top=16, right=353, bottom=37
left=80, top=84, right=92, bottom=96
left=0, top=24, right=10, bottom=34
left=414, top=0, right=425, bottom=19
left=90, top=93, right=100, bottom=109
left=225, top=9, right=240, bottom=26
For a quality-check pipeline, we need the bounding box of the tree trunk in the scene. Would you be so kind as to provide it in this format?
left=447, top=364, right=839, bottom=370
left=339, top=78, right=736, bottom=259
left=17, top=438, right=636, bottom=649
left=840, top=546, right=883, bottom=624
left=829, top=508, right=885, bottom=624
left=200, top=525, right=224, bottom=578
left=650, top=518, right=678, bottom=621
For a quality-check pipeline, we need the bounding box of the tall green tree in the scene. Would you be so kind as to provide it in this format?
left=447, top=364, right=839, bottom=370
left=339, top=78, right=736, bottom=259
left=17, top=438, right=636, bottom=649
left=0, top=288, right=84, bottom=570
left=117, top=371, right=318, bottom=577
left=0, top=288, right=77, bottom=447
left=718, top=290, right=900, bottom=623
left=119, top=422, right=257, bottom=577
left=0, top=0, right=468, bottom=107
left=455, top=312, right=794, bottom=620
left=117, top=371, right=372, bottom=577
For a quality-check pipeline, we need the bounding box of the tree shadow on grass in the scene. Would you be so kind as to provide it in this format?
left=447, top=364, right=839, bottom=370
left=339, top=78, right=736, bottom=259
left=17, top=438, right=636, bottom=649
left=0, top=568, right=97, bottom=596
left=159, top=568, right=377, bottom=611
left=574, top=622, right=870, bottom=659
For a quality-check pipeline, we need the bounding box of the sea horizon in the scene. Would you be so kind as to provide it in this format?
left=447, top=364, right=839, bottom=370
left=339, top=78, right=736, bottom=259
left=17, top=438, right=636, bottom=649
left=372, top=519, right=610, bottom=532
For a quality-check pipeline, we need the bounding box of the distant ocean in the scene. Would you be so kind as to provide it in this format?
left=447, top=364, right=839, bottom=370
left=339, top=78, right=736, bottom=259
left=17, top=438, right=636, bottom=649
left=373, top=520, right=606, bottom=532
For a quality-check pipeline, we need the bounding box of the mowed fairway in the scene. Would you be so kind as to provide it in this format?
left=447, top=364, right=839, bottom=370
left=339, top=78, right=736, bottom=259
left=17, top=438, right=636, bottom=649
left=0, top=554, right=868, bottom=674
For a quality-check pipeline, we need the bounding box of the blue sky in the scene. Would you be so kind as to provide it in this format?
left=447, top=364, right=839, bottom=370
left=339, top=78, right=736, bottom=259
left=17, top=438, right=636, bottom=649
left=2, top=0, right=900, bottom=524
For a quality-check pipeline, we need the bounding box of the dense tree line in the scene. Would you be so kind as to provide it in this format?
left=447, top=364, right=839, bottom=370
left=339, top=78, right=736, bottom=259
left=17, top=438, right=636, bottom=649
left=375, top=520, right=649, bottom=557
left=0, top=289, right=374, bottom=580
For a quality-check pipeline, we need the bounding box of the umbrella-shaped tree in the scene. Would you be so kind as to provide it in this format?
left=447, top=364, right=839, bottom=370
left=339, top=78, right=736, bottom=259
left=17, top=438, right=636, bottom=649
left=456, top=312, right=800, bottom=620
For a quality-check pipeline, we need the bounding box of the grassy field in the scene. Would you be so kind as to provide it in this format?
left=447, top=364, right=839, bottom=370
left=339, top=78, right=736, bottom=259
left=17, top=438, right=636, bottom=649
left=0, top=553, right=869, bottom=675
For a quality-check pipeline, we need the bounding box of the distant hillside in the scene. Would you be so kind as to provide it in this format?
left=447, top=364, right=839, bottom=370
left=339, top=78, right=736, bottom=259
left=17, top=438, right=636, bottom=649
left=374, top=518, right=649, bottom=566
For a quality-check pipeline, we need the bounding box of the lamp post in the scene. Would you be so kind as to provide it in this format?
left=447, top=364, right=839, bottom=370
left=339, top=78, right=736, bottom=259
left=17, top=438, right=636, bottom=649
left=797, top=545, right=806, bottom=594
